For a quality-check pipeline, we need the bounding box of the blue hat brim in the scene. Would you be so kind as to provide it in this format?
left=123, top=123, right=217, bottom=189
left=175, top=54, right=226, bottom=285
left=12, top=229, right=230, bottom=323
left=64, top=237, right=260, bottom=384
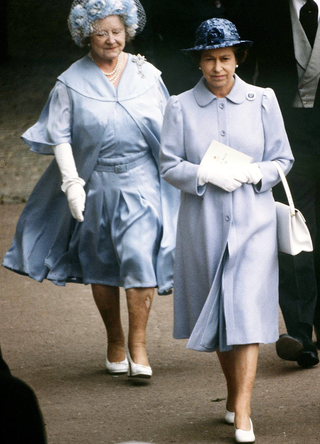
left=181, top=40, right=253, bottom=53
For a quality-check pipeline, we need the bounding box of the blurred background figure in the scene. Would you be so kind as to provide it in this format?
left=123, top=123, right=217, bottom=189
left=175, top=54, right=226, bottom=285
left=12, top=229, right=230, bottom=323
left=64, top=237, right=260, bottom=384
left=0, top=347, right=47, bottom=444
left=236, top=0, right=320, bottom=368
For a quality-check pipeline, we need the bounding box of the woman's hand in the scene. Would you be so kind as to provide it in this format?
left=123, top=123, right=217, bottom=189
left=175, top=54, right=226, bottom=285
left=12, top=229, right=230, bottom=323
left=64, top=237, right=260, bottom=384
left=65, top=183, right=86, bottom=222
left=198, top=163, right=247, bottom=192
left=238, top=164, right=263, bottom=184
left=198, top=162, right=263, bottom=192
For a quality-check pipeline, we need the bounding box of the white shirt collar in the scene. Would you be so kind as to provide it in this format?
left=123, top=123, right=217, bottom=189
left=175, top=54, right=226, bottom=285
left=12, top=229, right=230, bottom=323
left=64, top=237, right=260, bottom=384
left=292, top=0, right=320, bottom=20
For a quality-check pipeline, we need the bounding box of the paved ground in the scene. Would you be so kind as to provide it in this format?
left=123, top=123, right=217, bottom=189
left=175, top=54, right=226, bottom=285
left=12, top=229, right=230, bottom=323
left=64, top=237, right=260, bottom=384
left=1, top=203, right=320, bottom=444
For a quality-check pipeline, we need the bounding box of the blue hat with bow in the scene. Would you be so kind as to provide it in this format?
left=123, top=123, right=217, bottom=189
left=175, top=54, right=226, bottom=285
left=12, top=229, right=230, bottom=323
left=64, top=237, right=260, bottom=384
left=182, top=18, right=253, bottom=52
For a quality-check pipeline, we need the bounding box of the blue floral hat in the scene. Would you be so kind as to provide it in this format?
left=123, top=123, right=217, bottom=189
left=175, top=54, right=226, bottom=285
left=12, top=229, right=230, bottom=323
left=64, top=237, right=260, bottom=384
left=68, top=0, right=146, bottom=47
left=182, top=18, right=253, bottom=52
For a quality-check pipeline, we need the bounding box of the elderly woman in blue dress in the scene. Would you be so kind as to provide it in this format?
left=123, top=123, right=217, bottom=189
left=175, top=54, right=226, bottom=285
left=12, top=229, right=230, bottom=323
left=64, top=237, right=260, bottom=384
left=160, top=19, right=294, bottom=442
left=2, top=0, right=179, bottom=379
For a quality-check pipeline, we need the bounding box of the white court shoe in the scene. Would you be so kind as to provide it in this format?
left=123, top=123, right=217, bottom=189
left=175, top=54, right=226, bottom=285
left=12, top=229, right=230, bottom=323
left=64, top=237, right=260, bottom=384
left=127, top=351, right=152, bottom=378
left=224, top=409, right=235, bottom=424
left=235, top=418, right=255, bottom=443
left=106, top=356, right=129, bottom=374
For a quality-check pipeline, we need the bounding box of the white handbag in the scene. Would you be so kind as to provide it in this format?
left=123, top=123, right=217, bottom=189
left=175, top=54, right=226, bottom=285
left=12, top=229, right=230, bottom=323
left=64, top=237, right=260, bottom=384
left=273, top=162, right=313, bottom=256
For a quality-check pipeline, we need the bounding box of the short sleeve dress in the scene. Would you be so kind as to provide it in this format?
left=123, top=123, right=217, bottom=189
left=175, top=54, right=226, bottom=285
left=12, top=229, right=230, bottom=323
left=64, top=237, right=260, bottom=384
left=3, top=54, right=180, bottom=294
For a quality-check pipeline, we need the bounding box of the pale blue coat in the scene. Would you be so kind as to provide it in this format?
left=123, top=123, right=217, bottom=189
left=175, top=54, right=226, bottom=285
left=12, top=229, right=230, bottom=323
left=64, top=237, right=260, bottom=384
left=160, top=75, right=294, bottom=352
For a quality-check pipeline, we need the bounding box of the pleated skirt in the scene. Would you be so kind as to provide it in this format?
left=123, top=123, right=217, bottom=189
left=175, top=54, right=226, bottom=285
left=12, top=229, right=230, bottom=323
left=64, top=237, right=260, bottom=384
left=48, top=151, right=163, bottom=288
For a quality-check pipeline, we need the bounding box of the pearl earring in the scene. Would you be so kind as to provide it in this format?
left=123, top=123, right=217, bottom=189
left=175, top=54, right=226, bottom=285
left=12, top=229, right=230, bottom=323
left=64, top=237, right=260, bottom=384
left=199, top=67, right=202, bottom=70
left=236, top=64, right=239, bottom=68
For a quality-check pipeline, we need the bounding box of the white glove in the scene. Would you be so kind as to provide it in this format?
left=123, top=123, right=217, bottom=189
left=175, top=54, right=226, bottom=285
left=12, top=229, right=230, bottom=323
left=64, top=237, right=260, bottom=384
left=236, top=163, right=263, bottom=184
left=197, top=162, right=249, bottom=192
left=65, top=183, right=86, bottom=222
left=53, top=143, right=86, bottom=222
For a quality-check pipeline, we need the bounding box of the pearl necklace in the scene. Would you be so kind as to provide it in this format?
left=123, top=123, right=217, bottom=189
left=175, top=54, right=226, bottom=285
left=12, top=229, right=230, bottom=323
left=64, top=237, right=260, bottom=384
left=100, top=52, right=124, bottom=84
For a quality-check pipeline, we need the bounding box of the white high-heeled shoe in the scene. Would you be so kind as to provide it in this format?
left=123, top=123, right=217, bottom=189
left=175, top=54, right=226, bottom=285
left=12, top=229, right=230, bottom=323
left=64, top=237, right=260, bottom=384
left=224, top=409, right=235, bottom=424
left=106, top=356, right=129, bottom=374
left=235, top=418, right=255, bottom=443
left=127, top=351, right=152, bottom=378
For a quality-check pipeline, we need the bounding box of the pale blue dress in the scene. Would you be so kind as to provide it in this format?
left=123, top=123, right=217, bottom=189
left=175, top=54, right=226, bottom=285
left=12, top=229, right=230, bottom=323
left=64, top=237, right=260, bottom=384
left=3, top=54, right=180, bottom=294
left=51, top=97, right=163, bottom=289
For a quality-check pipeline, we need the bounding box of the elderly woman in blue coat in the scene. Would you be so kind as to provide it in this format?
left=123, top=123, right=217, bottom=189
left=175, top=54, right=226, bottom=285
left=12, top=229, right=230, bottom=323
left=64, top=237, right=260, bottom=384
left=160, top=19, right=294, bottom=442
left=2, top=0, right=179, bottom=379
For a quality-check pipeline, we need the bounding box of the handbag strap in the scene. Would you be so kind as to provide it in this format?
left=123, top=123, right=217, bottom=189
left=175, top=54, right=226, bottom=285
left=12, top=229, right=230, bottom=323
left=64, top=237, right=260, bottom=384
left=273, top=161, right=296, bottom=216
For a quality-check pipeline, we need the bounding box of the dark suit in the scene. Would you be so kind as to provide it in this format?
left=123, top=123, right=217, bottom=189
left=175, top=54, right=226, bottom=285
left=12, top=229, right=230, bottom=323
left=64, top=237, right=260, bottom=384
left=235, top=0, right=320, bottom=362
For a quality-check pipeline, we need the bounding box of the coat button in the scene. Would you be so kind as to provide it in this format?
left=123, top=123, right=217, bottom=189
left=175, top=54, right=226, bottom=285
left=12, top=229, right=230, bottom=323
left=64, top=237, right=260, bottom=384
left=221, top=130, right=226, bottom=136
left=225, top=215, right=230, bottom=221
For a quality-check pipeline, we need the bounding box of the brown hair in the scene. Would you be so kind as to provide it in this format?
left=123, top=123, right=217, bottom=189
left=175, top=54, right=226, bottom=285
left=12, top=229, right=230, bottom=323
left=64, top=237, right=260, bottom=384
left=232, top=45, right=248, bottom=64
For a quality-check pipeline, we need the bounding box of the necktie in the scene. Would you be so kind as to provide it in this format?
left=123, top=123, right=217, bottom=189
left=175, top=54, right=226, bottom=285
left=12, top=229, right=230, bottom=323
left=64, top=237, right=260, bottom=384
left=300, top=0, right=319, bottom=47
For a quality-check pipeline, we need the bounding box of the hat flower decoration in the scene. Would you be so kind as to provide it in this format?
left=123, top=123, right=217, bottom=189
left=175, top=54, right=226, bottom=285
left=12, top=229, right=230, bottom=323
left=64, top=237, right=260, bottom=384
left=182, top=18, right=252, bottom=52
left=68, top=0, right=146, bottom=47
left=86, top=0, right=111, bottom=20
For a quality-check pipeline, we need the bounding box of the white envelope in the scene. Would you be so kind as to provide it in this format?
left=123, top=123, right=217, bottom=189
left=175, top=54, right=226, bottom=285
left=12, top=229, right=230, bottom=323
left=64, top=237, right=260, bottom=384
left=201, top=139, right=252, bottom=166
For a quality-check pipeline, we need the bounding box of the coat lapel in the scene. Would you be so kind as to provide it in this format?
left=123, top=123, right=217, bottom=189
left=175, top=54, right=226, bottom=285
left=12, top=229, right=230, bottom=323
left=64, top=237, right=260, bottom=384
left=289, top=0, right=320, bottom=89
left=301, top=27, right=320, bottom=85
left=290, top=0, right=311, bottom=70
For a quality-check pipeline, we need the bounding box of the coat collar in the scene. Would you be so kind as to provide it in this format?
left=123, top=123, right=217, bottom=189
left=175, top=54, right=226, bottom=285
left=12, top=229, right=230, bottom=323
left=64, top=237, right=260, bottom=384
left=193, top=74, right=247, bottom=107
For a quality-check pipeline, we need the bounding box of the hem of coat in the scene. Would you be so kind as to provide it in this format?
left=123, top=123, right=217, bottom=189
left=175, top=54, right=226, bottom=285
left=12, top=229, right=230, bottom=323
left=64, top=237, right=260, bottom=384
left=186, top=337, right=280, bottom=353
left=172, top=330, right=279, bottom=349
left=173, top=333, right=190, bottom=340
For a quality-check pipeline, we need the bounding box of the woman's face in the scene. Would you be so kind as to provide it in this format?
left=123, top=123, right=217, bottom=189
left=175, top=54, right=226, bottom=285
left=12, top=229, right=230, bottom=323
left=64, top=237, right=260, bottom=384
left=90, top=15, right=126, bottom=62
left=199, top=47, right=237, bottom=97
